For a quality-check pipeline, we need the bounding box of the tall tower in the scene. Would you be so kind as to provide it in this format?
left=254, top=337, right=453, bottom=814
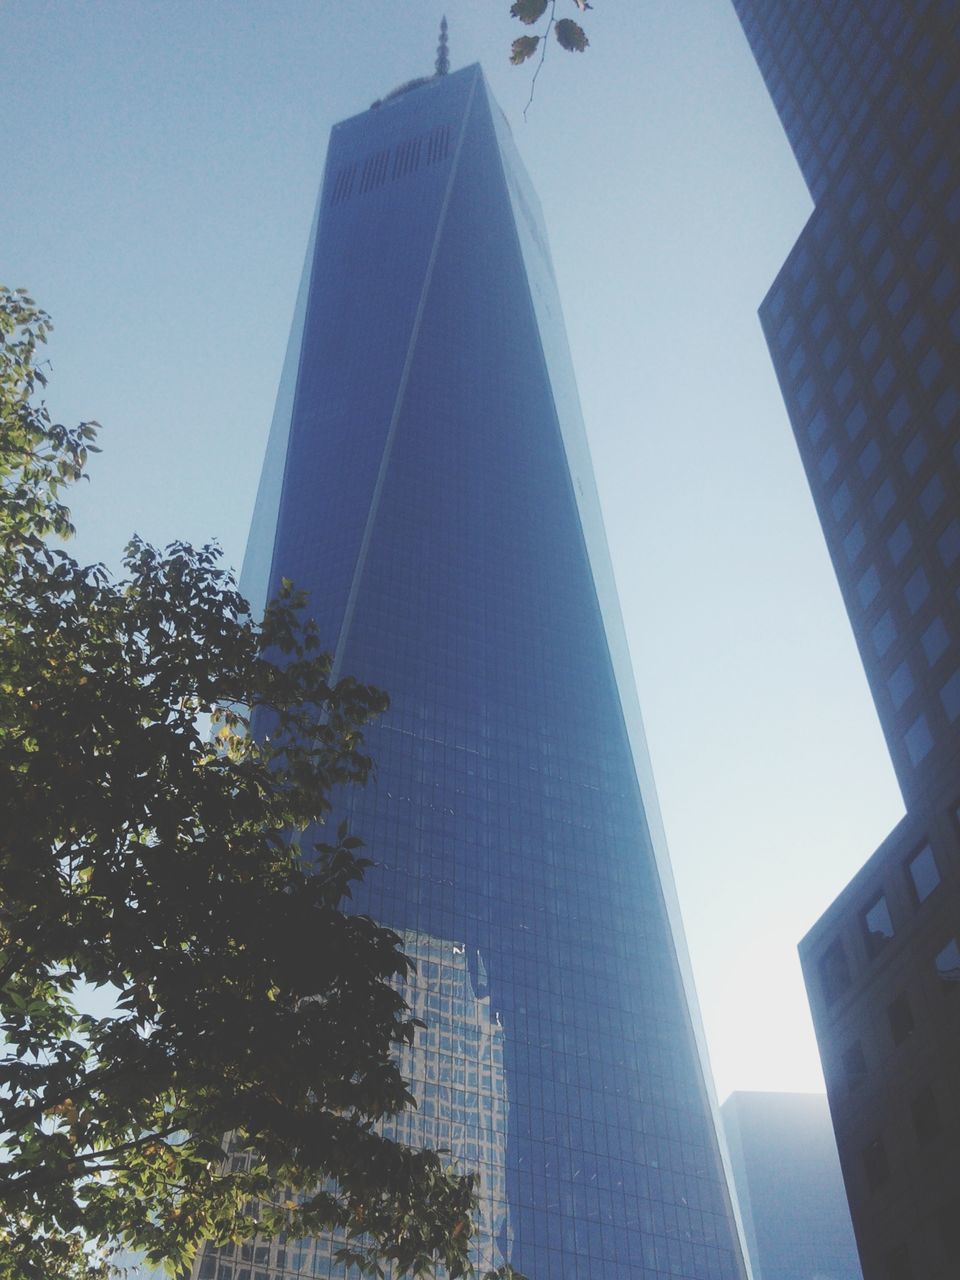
left=218, top=60, right=747, bottom=1280
left=732, top=4, right=960, bottom=1277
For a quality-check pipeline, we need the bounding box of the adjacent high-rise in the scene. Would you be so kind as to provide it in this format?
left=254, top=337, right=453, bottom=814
left=732, top=4, right=960, bottom=1278
left=721, top=1092, right=862, bottom=1280
left=196, top=57, right=747, bottom=1280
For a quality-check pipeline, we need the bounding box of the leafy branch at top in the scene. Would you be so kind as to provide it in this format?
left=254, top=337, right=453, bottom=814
left=509, top=0, right=592, bottom=114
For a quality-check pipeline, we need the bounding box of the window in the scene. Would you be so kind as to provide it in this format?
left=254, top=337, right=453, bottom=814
left=807, top=408, right=828, bottom=444
left=920, top=473, right=944, bottom=518
left=833, top=367, right=853, bottom=404
left=873, top=610, right=897, bottom=656
left=844, top=522, right=866, bottom=563
left=819, top=937, right=852, bottom=1006
left=887, top=393, right=910, bottom=433
left=900, top=202, right=922, bottom=238
left=911, top=1085, right=941, bottom=1143
left=858, top=566, right=880, bottom=607
left=887, top=521, right=912, bottom=564
left=874, top=358, right=896, bottom=397
left=887, top=991, right=915, bottom=1044
left=832, top=482, right=852, bottom=521
left=902, top=433, right=927, bottom=475
left=873, top=479, right=895, bottom=520
left=935, top=938, right=960, bottom=988
left=940, top=669, right=960, bottom=722
left=859, top=439, right=881, bottom=477
left=938, top=519, right=960, bottom=567
left=874, top=248, right=895, bottom=284
left=841, top=1040, right=867, bottom=1090
left=919, top=347, right=943, bottom=388
left=862, top=1136, right=890, bottom=1190
left=887, top=279, right=909, bottom=315
left=886, top=1243, right=912, bottom=1280
left=935, top=385, right=960, bottom=429
left=932, top=264, right=957, bottom=303
left=797, top=374, right=816, bottom=409
left=922, top=616, right=948, bottom=665
left=902, top=311, right=926, bottom=350
left=862, top=893, right=895, bottom=958
left=903, top=567, right=929, bottom=614
left=916, top=232, right=939, bottom=272
left=861, top=222, right=882, bottom=256
left=845, top=401, right=867, bottom=439
left=905, top=715, right=933, bottom=765
left=938, top=1197, right=960, bottom=1261
left=907, top=844, right=940, bottom=904
left=860, top=325, right=880, bottom=361
left=888, top=661, right=914, bottom=710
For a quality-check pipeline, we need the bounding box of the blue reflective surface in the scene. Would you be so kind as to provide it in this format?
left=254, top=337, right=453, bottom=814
left=241, top=65, right=744, bottom=1280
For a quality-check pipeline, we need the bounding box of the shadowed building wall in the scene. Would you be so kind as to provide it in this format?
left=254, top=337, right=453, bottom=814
left=732, top=4, right=960, bottom=1277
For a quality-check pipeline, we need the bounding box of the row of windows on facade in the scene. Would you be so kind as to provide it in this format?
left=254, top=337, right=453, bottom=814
left=769, top=135, right=960, bottom=361
left=769, top=242, right=960, bottom=766
left=746, top=3, right=958, bottom=196
left=818, top=818, right=956, bottom=1008
left=327, top=123, right=452, bottom=206
left=778, top=270, right=960, bottom=436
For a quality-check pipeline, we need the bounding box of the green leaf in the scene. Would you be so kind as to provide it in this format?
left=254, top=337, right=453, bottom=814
left=510, top=34, right=541, bottom=64
left=554, top=17, right=589, bottom=50
left=509, top=0, right=548, bottom=24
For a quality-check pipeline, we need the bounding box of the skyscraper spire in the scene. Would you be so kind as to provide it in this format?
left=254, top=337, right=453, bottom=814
left=434, top=15, right=449, bottom=76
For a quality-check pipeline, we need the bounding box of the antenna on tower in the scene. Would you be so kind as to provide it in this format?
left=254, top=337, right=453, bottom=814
left=435, top=16, right=449, bottom=76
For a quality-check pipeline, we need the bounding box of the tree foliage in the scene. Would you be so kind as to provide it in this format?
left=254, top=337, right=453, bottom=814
left=509, top=0, right=591, bottom=67
left=0, top=287, right=524, bottom=1280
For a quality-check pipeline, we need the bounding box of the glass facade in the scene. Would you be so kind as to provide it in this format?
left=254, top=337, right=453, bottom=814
left=216, top=63, right=746, bottom=1280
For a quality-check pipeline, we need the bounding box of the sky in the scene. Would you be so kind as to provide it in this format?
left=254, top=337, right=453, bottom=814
left=2, top=1, right=906, bottom=1101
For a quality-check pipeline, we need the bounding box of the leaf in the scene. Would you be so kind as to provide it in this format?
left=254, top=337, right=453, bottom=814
left=509, top=0, right=548, bottom=23
left=510, top=34, right=541, bottom=64
left=555, top=17, right=589, bottom=50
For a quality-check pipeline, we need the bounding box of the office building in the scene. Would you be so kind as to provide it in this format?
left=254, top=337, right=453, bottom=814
left=721, top=1092, right=862, bottom=1280
left=732, top=4, right=960, bottom=1277
left=194, top=54, right=747, bottom=1280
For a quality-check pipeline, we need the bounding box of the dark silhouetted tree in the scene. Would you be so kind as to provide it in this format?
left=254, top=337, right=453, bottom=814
left=0, top=288, right=523, bottom=1280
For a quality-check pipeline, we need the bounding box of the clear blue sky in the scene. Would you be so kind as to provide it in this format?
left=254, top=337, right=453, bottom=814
left=1, top=0, right=904, bottom=1099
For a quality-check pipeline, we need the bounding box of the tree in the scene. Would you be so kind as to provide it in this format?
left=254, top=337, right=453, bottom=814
left=0, top=287, right=523, bottom=1280
left=508, top=0, right=593, bottom=115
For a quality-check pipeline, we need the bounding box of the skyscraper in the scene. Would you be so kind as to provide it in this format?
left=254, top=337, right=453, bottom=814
left=198, top=55, right=747, bottom=1280
left=721, top=1092, right=862, bottom=1280
left=732, top=4, right=960, bottom=1277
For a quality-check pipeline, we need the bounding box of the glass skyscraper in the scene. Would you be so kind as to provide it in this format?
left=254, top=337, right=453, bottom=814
left=199, top=59, right=747, bottom=1280
left=732, top=4, right=960, bottom=1277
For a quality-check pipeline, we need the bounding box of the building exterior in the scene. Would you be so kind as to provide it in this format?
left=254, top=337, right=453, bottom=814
left=721, top=1092, right=862, bottom=1280
left=731, top=3, right=960, bottom=1278
left=194, top=58, right=748, bottom=1280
